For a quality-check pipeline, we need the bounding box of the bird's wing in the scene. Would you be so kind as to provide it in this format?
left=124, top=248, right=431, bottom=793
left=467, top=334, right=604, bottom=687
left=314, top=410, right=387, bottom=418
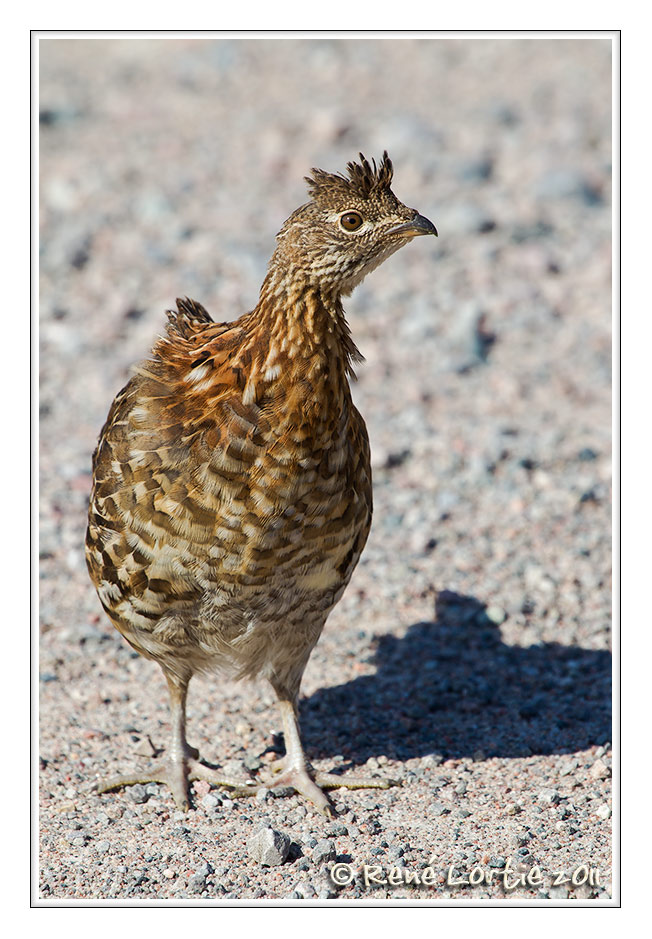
left=86, top=299, right=268, bottom=630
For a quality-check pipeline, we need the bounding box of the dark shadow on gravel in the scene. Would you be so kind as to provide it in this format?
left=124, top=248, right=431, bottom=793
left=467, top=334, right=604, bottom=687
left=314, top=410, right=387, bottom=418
left=302, top=590, right=611, bottom=765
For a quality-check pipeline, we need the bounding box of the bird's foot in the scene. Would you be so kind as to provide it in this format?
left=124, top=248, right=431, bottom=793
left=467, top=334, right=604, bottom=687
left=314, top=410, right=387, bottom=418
left=313, top=770, right=399, bottom=790
left=262, top=763, right=334, bottom=816
left=95, top=760, right=193, bottom=811
left=186, top=758, right=259, bottom=798
left=95, top=755, right=258, bottom=812
left=261, top=760, right=399, bottom=815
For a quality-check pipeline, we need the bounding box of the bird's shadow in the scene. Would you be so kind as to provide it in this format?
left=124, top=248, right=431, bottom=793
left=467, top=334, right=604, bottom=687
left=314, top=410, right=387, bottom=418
left=301, top=590, right=612, bottom=765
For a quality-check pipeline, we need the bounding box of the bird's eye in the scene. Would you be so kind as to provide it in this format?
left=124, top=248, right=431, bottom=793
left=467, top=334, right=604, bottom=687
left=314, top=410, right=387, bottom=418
left=340, top=211, right=364, bottom=232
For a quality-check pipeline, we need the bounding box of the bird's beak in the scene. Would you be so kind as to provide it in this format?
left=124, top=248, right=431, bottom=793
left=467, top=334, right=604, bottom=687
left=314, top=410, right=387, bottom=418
left=389, top=213, right=438, bottom=238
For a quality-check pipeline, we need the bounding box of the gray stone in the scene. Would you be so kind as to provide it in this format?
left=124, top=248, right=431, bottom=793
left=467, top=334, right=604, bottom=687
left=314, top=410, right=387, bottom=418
left=311, top=839, right=336, bottom=864
left=127, top=784, right=149, bottom=804
left=65, top=830, right=88, bottom=845
left=489, top=856, right=506, bottom=868
left=420, top=753, right=444, bottom=768
left=559, top=759, right=578, bottom=777
left=293, top=881, right=317, bottom=898
left=429, top=802, right=450, bottom=817
left=513, top=828, right=533, bottom=846
left=538, top=788, right=561, bottom=805
left=200, top=793, right=221, bottom=811
left=315, top=876, right=339, bottom=899
left=244, top=754, right=263, bottom=772
left=248, top=827, right=291, bottom=866
left=188, top=872, right=207, bottom=892
left=590, top=758, right=611, bottom=780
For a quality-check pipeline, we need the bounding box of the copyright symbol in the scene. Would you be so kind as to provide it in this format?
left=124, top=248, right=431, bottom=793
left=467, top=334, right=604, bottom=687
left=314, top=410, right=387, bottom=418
left=329, top=862, right=354, bottom=886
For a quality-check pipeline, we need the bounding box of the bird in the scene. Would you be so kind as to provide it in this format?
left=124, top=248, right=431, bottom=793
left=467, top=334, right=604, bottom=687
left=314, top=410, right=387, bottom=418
left=85, top=151, right=437, bottom=815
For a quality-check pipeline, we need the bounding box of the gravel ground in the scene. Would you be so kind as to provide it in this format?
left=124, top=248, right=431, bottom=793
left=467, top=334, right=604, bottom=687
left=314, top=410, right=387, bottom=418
left=38, top=35, right=613, bottom=903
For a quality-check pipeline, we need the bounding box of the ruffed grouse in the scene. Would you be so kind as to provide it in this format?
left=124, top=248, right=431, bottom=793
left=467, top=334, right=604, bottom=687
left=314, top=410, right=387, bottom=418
left=86, top=152, right=437, bottom=814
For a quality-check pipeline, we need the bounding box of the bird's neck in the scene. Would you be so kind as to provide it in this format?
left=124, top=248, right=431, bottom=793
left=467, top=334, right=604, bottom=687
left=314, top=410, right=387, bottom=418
left=250, top=266, right=363, bottom=383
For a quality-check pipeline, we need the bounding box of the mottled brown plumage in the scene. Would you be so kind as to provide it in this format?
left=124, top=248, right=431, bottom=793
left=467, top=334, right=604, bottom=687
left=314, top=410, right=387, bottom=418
left=86, top=152, right=437, bottom=814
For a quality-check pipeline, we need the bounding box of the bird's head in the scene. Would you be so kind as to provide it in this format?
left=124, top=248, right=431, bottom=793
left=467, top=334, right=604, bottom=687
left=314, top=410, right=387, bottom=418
left=271, top=151, right=437, bottom=298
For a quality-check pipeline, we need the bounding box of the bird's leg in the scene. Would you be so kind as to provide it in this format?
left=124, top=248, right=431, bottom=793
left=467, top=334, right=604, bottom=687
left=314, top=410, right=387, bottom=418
left=167, top=671, right=198, bottom=762
left=96, top=670, right=195, bottom=809
left=96, top=670, right=257, bottom=810
left=262, top=699, right=399, bottom=814
left=261, top=699, right=335, bottom=815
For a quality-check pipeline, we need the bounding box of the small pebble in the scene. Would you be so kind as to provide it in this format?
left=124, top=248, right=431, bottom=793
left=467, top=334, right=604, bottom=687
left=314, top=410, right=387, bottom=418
left=188, top=872, right=206, bottom=893
left=268, top=786, right=295, bottom=799
left=201, top=793, right=221, bottom=811
left=559, top=759, right=578, bottom=777
left=315, top=878, right=338, bottom=899
left=590, top=758, right=611, bottom=780
left=65, top=831, right=88, bottom=845
left=248, top=827, right=291, bottom=866
left=429, top=803, right=450, bottom=817
left=421, top=753, right=444, bottom=767
left=244, top=754, right=263, bottom=772
left=538, top=788, right=561, bottom=805
left=293, top=881, right=317, bottom=899
left=311, top=839, right=336, bottom=864
left=513, top=829, right=533, bottom=846
left=128, top=784, right=149, bottom=804
left=485, top=605, right=507, bottom=625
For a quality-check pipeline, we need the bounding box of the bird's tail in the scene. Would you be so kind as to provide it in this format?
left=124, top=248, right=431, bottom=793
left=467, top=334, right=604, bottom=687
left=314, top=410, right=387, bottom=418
left=165, top=296, right=214, bottom=339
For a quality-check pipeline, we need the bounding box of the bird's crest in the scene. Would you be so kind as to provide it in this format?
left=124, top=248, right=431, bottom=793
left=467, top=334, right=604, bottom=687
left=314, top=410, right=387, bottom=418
left=305, top=151, right=394, bottom=204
